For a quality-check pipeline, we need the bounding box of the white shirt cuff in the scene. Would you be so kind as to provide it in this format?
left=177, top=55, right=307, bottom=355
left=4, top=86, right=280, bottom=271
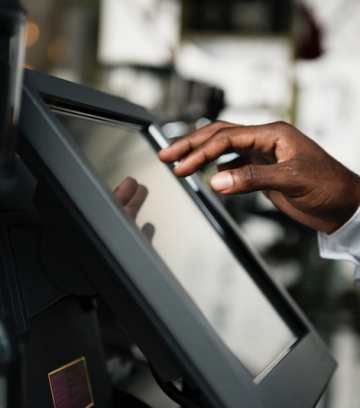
left=318, top=206, right=360, bottom=282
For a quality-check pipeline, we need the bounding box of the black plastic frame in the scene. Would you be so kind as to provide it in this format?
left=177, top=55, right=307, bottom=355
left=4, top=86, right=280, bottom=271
left=20, top=69, right=336, bottom=408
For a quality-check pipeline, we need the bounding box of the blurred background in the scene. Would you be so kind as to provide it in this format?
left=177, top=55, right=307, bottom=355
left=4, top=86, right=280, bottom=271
left=21, top=0, right=360, bottom=407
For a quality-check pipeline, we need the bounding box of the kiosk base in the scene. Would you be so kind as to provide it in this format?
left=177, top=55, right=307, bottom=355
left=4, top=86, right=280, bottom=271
left=24, top=296, right=113, bottom=407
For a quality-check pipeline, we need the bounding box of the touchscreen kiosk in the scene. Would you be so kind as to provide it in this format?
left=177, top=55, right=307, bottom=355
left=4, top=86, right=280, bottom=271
left=20, top=70, right=336, bottom=408
left=55, top=112, right=298, bottom=379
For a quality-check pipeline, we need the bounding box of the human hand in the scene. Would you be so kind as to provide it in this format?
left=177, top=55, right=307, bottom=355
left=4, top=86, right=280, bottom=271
left=114, top=177, right=155, bottom=240
left=159, top=121, right=360, bottom=234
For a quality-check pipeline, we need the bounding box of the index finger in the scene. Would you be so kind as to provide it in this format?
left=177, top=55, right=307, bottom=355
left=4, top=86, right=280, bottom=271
left=159, top=121, right=236, bottom=163
left=173, top=124, right=281, bottom=177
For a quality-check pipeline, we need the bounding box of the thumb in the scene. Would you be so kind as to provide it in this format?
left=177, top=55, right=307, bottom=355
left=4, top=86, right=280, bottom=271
left=210, top=163, right=295, bottom=194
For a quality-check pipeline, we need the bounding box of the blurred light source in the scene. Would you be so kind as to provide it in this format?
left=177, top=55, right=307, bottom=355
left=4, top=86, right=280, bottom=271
left=25, top=20, right=40, bottom=48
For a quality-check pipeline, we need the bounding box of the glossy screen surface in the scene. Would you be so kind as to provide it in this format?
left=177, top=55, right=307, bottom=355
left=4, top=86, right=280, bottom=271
left=56, top=112, right=296, bottom=378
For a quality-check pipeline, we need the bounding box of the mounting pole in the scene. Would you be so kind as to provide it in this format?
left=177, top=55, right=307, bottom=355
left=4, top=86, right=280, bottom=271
left=0, top=0, right=26, bottom=205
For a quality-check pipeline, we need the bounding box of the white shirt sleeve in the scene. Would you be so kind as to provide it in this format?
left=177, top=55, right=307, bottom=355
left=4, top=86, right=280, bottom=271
left=318, top=206, right=360, bottom=281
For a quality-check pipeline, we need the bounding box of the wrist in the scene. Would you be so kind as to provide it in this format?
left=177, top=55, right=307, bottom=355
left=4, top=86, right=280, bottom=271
left=327, top=174, right=360, bottom=235
left=355, top=175, right=360, bottom=207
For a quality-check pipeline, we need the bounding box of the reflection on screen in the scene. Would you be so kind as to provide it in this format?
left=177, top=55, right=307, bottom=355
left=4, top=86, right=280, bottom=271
left=56, top=112, right=296, bottom=378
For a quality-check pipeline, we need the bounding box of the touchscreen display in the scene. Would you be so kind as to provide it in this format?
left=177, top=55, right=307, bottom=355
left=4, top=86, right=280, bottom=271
left=56, top=111, right=296, bottom=378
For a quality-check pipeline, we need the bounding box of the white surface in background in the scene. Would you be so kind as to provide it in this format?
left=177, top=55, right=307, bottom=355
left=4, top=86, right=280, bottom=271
left=175, top=37, right=293, bottom=109
left=219, top=106, right=288, bottom=125
left=296, top=57, right=360, bottom=174
left=296, top=3, right=360, bottom=407
left=103, top=68, right=164, bottom=109
left=330, top=326, right=360, bottom=408
left=296, top=1, right=360, bottom=174
left=240, top=216, right=284, bottom=253
left=99, top=0, right=180, bottom=65
left=303, top=0, right=360, bottom=56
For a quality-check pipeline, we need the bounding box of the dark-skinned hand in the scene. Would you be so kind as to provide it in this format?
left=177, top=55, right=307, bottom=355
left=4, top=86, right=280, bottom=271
left=159, top=121, right=360, bottom=234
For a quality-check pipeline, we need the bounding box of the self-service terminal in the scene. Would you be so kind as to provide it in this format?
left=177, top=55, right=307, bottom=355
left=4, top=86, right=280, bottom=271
left=0, top=1, right=336, bottom=406
left=0, top=69, right=334, bottom=407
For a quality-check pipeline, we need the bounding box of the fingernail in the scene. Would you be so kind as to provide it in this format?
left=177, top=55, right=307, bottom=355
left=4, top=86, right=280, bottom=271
left=211, top=172, right=233, bottom=191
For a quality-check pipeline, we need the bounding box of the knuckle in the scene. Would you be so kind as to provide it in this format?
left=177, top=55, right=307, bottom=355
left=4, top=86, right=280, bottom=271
left=232, top=165, right=256, bottom=189
left=212, top=127, right=234, bottom=144
left=214, top=130, right=229, bottom=144
left=273, top=120, right=289, bottom=128
left=212, top=126, right=228, bottom=137
left=272, top=121, right=292, bottom=135
left=271, top=121, right=298, bottom=150
left=279, top=160, right=301, bottom=179
left=206, top=129, right=230, bottom=149
left=202, top=142, right=223, bottom=162
left=198, top=147, right=209, bottom=163
left=245, top=164, right=257, bottom=186
left=185, top=135, right=195, bottom=149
